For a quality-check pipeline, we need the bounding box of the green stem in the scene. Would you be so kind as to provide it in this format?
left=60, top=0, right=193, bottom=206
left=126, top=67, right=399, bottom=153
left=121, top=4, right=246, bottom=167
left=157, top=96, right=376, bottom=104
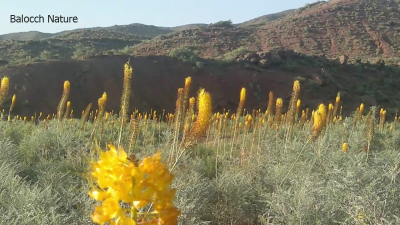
left=131, top=205, right=137, bottom=221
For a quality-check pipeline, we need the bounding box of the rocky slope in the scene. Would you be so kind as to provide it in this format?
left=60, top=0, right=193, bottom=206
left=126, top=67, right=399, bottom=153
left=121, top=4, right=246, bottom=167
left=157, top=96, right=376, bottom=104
left=134, top=0, right=400, bottom=61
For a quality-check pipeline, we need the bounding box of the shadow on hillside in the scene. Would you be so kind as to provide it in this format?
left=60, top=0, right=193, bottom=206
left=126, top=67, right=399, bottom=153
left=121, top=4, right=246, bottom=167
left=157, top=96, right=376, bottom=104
left=0, top=50, right=399, bottom=119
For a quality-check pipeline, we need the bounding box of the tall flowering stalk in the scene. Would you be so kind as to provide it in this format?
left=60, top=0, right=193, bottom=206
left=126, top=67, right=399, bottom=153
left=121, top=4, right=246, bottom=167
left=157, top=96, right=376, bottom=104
left=0, top=76, right=10, bottom=109
left=57, top=80, right=70, bottom=120
left=120, top=60, right=133, bottom=120
left=88, top=144, right=180, bottom=225
left=236, top=88, right=246, bottom=118
left=266, top=91, right=274, bottom=117
left=287, top=80, right=301, bottom=127
left=183, top=88, right=212, bottom=148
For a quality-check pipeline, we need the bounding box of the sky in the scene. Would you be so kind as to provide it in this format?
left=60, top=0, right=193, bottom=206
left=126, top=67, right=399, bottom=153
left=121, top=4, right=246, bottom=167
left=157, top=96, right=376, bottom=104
left=0, top=0, right=319, bottom=35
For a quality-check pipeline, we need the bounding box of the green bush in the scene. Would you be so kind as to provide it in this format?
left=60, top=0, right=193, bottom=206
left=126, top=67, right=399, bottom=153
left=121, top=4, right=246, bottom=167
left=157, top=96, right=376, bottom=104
left=168, top=46, right=200, bottom=65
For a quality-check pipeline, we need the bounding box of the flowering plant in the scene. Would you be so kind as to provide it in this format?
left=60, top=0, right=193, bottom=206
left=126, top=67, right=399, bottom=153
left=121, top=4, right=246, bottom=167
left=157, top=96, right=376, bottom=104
left=88, top=144, right=180, bottom=224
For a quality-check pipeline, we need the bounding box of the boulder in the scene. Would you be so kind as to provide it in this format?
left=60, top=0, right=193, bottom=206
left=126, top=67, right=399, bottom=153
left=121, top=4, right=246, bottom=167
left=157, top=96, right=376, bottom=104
left=250, top=58, right=259, bottom=64
left=257, top=52, right=268, bottom=59
left=311, top=73, right=324, bottom=85
left=339, top=55, right=348, bottom=65
left=236, top=57, right=245, bottom=63
left=244, top=52, right=258, bottom=60
left=259, top=59, right=271, bottom=68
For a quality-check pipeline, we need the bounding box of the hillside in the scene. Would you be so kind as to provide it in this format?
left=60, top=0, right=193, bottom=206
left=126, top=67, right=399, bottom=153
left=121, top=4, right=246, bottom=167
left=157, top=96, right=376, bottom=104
left=0, top=8, right=295, bottom=41
left=0, top=31, right=54, bottom=41
left=255, top=0, right=400, bottom=59
left=2, top=51, right=400, bottom=118
left=236, top=8, right=296, bottom=27
left=133, top=0, right=400, bottom=62
left=0, top=23, right=172, bottom=41
left=4, top=0, right=399, bottom=65
left=0, top=30, right=149, bottom=66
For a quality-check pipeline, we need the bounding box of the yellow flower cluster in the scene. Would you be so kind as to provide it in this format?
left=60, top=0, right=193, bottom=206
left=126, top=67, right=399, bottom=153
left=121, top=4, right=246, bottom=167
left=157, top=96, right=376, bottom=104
left=88, top=144, right=180, bottom=225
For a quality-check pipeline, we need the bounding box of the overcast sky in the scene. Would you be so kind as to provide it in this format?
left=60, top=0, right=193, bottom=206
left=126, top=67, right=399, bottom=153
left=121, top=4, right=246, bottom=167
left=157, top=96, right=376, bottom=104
left=1, top=0, right=320, bottom=35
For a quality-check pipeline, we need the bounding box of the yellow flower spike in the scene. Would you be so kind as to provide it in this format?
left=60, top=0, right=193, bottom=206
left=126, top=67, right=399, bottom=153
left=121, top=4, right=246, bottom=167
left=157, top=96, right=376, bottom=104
left=246, top=115, right=252, bottom=122
left=311, top=109, right=323, bottom=140
left=9, top=94, right=16, bottom=112
left=240, top=88, right=246, bottom=103
left=186, top=88, right=212, bottom=141
left=328, top=103, right=333, bottom=111
left=0, top=77, right=10, bottom=108
left=1, top=76, right=9, bottom=88
left=236, top=88, right=246, bottom=118
left=317, top=104, right=327, bottom=129
left=342, top=142, right=349, bottom=152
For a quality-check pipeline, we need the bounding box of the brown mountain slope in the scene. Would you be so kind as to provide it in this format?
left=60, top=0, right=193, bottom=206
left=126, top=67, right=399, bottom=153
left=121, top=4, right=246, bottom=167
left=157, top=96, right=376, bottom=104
left=133, top=25, right=261, bottom=58
left=133, top=0, right=400, bottom=61
left=2, top=53, right=400, bottom=118
left=256, top=0, right=400, bottom=59
left=236, top=8, right=296, bottom=27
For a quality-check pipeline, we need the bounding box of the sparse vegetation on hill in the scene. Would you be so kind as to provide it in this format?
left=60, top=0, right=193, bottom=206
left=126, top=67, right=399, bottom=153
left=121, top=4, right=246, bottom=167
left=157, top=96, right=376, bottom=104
left=133, top=0, right=400, bottom=62
left=0, top=30, right=149, bottom=65
left=0, top=24, right=173, bottom=41
left=236, top=8, right=296, bottom=27
left=254, top=0, right=400, bottom=59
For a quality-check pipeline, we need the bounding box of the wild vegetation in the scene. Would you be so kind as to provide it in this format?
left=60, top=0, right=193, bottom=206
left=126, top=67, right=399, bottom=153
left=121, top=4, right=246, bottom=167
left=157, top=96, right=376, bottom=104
left=0, top=60, right=400, bottom=224
left=0, top=30, right=148, bottom=66
left=2, top=0, right=400, bottom=224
